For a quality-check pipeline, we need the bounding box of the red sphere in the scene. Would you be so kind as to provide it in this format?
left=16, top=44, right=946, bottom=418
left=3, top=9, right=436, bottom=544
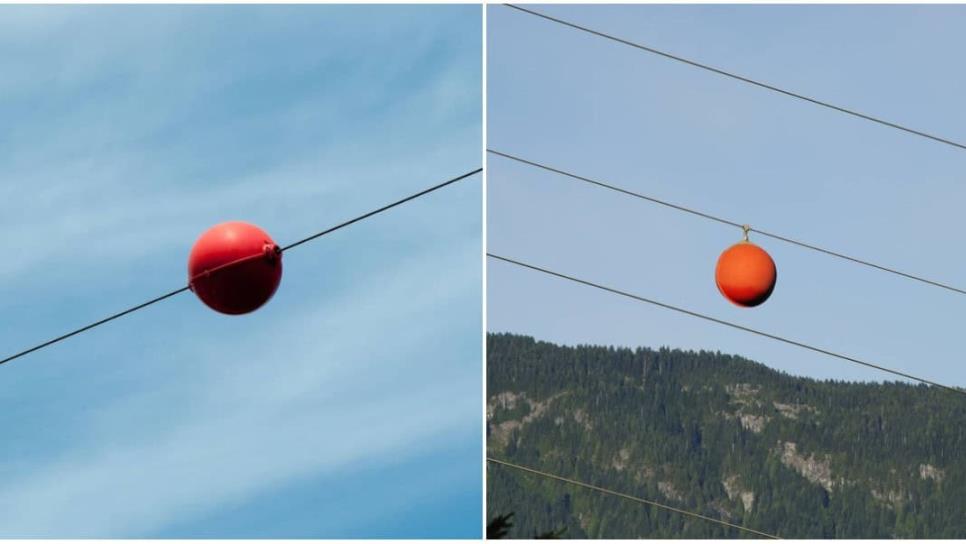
left=188, top=221, right=283, bottom=315
left=715, top=241, right=777, bottom=307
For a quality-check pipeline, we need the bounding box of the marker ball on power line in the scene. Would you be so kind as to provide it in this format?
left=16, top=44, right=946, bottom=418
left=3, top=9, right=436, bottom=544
left=715, top=226, right=776, bottom=308
left=188, top=221, right=283, bottom=315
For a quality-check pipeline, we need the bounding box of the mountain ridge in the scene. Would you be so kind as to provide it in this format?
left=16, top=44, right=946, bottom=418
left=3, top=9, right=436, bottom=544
left=486, top=333, right=966, bottom=538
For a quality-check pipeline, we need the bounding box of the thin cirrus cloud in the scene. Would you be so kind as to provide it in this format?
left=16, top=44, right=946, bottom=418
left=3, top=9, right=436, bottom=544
left=0, top=240, right=480, bottom=536
left=0, top=5, right=480, bottom=286
left=0, top=4, right=481, bottom=537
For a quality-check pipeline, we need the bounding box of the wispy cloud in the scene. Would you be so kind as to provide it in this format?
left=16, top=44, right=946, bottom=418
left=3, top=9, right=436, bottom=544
left=0, top=5, right=481, bottom=537
left=0, top=240, right=479, bottom=537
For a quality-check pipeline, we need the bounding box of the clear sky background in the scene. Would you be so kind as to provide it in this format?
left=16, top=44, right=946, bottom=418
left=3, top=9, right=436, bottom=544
left=488, top=4, right=966, bottom=389
left=0, top=5, right=481, bottom=537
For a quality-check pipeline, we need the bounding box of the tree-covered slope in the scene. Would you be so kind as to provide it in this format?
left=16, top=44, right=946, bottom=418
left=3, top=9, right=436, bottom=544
left=486, top=333, right=966, bottom=539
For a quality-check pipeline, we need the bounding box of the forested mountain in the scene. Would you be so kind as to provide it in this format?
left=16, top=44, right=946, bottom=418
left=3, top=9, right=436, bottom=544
left=486, top=333, right=966, bottom=539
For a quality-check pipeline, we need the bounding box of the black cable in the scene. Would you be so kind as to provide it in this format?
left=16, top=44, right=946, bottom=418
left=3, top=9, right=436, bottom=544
left=489, top=149, right=741, bottom=229
left=0, top=168, right=482, bottom=368
left=489, top=149, right=966, bottom=297
left=488, top=457, right=782, bottom=539
left=503, top=4, right=966, bottom=153
left=487, top=253, right=966, bottom=397
left=0, top=286, right=191, bottom=367
left=281, top=168, right=482, bottom=251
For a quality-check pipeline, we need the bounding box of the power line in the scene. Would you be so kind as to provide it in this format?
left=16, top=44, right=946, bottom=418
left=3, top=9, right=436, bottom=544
left=487, top=252, right=966, bottom=397
left=0, top=168, right=482, bottom=368
left=488, top=149, right=966, bottom=297
left=281, top=167, right=482, bottom=251
left=0, top=286, right=190, bottom=367
left=488, top=457, right=782, bottom=539
left=503, top=4, right=966, bottom=153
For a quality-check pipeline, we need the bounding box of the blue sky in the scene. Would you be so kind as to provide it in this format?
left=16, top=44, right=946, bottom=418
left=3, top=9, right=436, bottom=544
left=0, top=5, right=481, bottom=537
left=487, top=4, right=966, bottom=389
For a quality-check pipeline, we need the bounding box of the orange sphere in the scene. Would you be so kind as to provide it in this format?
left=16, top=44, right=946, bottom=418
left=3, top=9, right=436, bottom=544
left=715, top=241, right=777, bottom=307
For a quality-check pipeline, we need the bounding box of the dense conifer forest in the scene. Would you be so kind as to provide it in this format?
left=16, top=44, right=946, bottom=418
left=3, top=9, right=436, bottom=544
left=486, top=333, right=966, bottom=539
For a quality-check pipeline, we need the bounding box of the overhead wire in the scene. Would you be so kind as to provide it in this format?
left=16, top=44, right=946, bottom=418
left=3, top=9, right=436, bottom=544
left=281, top=167, right=482, bottom=251
left=0, top=286, right=191, bottom=367
left=488, top=457, right=782, bottom=539
left=488, top=149, right=966, bottom=297
left=503, top=4, right=966, bottom=153
left=487, top=252, right=966, bottom=397
left=0, top=168, right=482, bottom=368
